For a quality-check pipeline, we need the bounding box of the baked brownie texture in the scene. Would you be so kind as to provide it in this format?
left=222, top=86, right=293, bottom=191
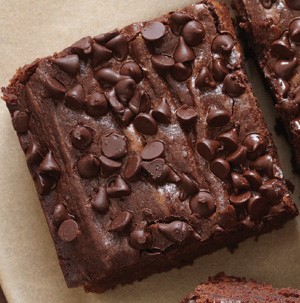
left=234, top=0, right=300, bottom=169
left=2, top=0, right=298, bottom=293
left=181, top=273, right=300, bottom=303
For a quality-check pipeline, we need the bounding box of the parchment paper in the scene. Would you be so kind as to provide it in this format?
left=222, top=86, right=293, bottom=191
left=0, top=1, right=299, bottom=302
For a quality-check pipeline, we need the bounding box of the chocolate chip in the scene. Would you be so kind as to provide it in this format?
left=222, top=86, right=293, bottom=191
left=95, top=68, right=123, bottom=87
left=248, top=195, right=270, bottom=220
left=251, top=154, right=274, bottom=177
left=65, top=84, right=85, bottom=109
left=123, top=154, right=142, bottom=180
left=197, top=138, right=220, bottom=161
left=190, top=191, right=216, bottom=218
left=271, top=31, right=294, bottom=59
left=176, top=105, right=198, bottom=127
left=94, top=29, right=119, bottom=44
left=206, top=108, right=231, bottom=127
left=142, top=141, right=165, bottom=161
left=101, top=132, right=127, bottom=159
left=77, top=154, right=99, bottom=178
left=12, top=110, right=29, bottom=134
left=120, top=61, right=143, bottom=83
left=152, top=98, right=171, bottom=124
left=53, top=54, right=80, bottom=76
left=86, top=92, right=108, bottom=117
left=195, top=67, right=216, bottom=89
left=212, top=34, right=234, bottom=55
left=174, top=37, right=195, bottom=63
left=44, top=76, right=66, bottom=98
left=58, top=219, right=79, bottom=242
left=209, top=58, right=229, bottom=82
left=142, top=158, right=165, bottom=180
left=277, top=99, right=299, bottom=117
left=260, top=0, right=276, bottom=8
left=223, top=73, right=246, bottom=97
left=120, top=108, right=135, bottom=126
left=243, top=133, right=268, bottom=160
left=231, top=172, right=250, bottom=192
left=70, top=126, right=92, bottom=150
left=226, top=145, right=247, bottom=166
left=70, top=36, right=92, bottom=55
left=91, top=43, right=113, bottom=67
left=163, top=165, right=181, bottom=183
left=39, top=151, right=61, bottom=177
left=129, top=221, right=152, bottom=250
left=278, top=79, right=290, bottom=98
left=53, top=204, right=69, bottom=226
left=179, top=173, right=199, bottom=200
left=274, top=57, right=297, bottom=80
left=171, top=63, right=192, bottom=82
left=289, top=18, right=300, bottom=43
left=259, top=179, right=283, bottom=205
left=158, top=221, right=193, bottom=243
left=110, top=211, right=133, bottom=233
left=182, top=20, right=205, bottom=47
left=151, top=55, right=175, bottom=75
left=168, top=12, right=192, bottom=35
left=106, top=34, right=128, bottom=61
left=218, top=128, right=238, bottom=152
left=25, top=142, right=43, bottom=165
left=115, top=78, right=136, bottom=103
left=92, top=186, right=109, bottom=213
left=243, top=170, right=262, bottom=191
left=210, top=158, right=230, bottom=179
left=139, top=92, right=152, bottom=113
left=105, top=89, right=125, bottom=114
left=230, top=191, right=252, bottom=206
left=35, top=174, right=57, bottom=195
left=133, top=113, right=158, bottom=136
left=285, top=0, right=300, bottom=10
left=106, top=175, right=131, bottom=198
left=99, top=155, right=122, bottom=177
left=142, top=21, right=166, bottom=41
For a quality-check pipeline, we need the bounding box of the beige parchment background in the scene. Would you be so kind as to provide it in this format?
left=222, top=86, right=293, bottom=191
left=0, top=1, right=299, bottom=302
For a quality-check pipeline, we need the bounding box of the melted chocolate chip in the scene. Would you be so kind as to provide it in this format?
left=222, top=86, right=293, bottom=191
left=223, top=73, right=246, bottom=97
left=120, top=61, right=143, bottom=83
left=123, top=154, right=142, bottom=180
left=77, top=154, right=99, bottom=178
left=142, top=158, right=165, bottom=180
left=196, top=67, right=216, bottom=89
left=99, top=155, right=122, bottom=177
left=58, top=219, right=79, bottom=242
left=231, top=172, right=250, bottom=192
left=230, top=191, right=252, bottom=206
left=110, top=211, right=133, bottom=233
left=179, top=173, right=199, bottom=200
left=70, top=126, right=93, bottom=150
left=158, top=221, right=193, bottom=243
left=197, top=138, right=220, bottom=160
left=218, top=128, right=239, bottom=152
left=115, top=78, right=136, bottom=103
left=226, top=145, right=247, bottom=166
left=176, top=105, right=198, bottom=127
left=53, top=204, right=69, bottom=226
left=182, top=20, right=205, bottom=46
left=91, top=43, right=113, bottom=67
left=152, top=99, right=171, bottom=124
left=251, top=154, right=274, bottom=177
left=259, top=179, right=283, bottom=205
left=209, top=58, right=229, bottom=82
left=210, top=158, right=230, bottom=179
left=35, top=174, right=57, bottom=195
left=129, top=221, right=152, bottom=250
left=12, top=110, right=29, bottom=134
left=173, top=37, right=195, bottom=63
left=101, top=132, right=127, bottom=159
left=151, top=55, right=175, bottom=75
left=243, top=133, right=268, bottom=160
left=106, top=34, right=128, bottom=61
left=142, top=141, right=165, bottom=161
left=142, top=21, right=166, bottom=41
left=106, top=176, right=131, bottom=198
left=274, top=57, right=298, bottom=80
left=95, top=68, right=123, bottom=87
left=44, top=76, right=66, bottom=98
left=25, top=142, right=43, bottom=165
left=133, top=113, right=158, bottom=136
left=206, top=108, right=231, bottom=127
left=53, top=54, right=80, bottom=76
left=248, top=195, right=270, bottom=220
left=285, top=0, right=300, bottom=10
left=92, top=186, right=109, bottom=213
left=70, top=36, right=92, bottom=55
left=289, top=18, right=300, bottom=43
left=39, top=151, right=61, bottom=177
left=243, top=170, right=262, bottom=191
left=171, top=63, right=192, bottom=81
left=212, top=34, right=234, bottom=55
left=65, top=84, right=85, bottom=109
left=86, top=92, right=108, bottom=117
left=271, top=31, right=294, bottom=59
left=190, top=191, right=216, bottom=218
left=168, top=12, right=192, bottom=35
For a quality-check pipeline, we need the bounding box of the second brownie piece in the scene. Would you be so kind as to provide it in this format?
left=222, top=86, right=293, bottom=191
left=2, top=0, right=298, bottom=293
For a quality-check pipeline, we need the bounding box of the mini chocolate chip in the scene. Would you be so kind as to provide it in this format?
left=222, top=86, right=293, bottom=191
left=271, top=31, right=294, bottom=59
left=176, top=105, right=198, bottom=127
left=53, top=204, right=69, bottom=226
left=142, top=141, right=165, bottom=161
left=115, top=78, right=136, bottom=103
left=212, top=34, right=234, bottom=55
left=274, top=57, right=298, bottom=80
left=25, top=142, right=43, bottom=165
left=179, top=173, right=199, bottom=200
left=92, top=186, right=109, bottom=213
left=70, top=36, right=92, bottom=55
left=110, top=211, right=133, bottom=233
left=260, top=0, right=276, bottom=8
left=133, top=113, right=158, bottom=136
left=53, top=54, right=80, bottom=76
left=77, top=154, right=99, bottom=178
left=39, top=151, right=60, bottom=177
left=99, top=155, right=122, bottom=177
left=91, top=42, right=113, bottom=67
left=259, top=179, right=283, bottom=205
left=195, top=67, right=216, bottom=89
left=106, top=34, right=128, bottom=61
left=105, top=89, right=125, bottom=114
left=218, top=128, right=238, bottom=152
left=142, top=158, right=165, bottom=180
left=289, top=18, right=300, bottom=43
left=231, top=172, right=250, bottom=192
left=12, top=110, right=29, bottom=134
left=129, top=221, right=152, bottom=250
left=197, top=138, right=220, bottom=161
left=243, top=133, right=268, bottom=160
left=210, top=158, right=230, bottom=179
left=248, top=195, right=270, bottom=220
left=94, top=29, right=119, bottom=44
left=209, top=58, right=229, bottom=82
left=230, top=191, right=252, bottom=206
left=171, top=63, right=192, bottom=82
left=101, top=132, right=127, bottom=159
left=226, top=145, right=247, bottom=166
left=168, top=12, right=192, bottom=35
left=206, top=108, right=231, bottom=127
left=120, top=61, right=143, bottom=83
left=44, top=76, right=66, bottom=98
left=244, top=170, right=262, bottom=191
left=152, top=98, right=171, bottom=124
left=65, top=84, right=85, bottom=110
left=58, top=219, right=79, bottom=242
left=95, top=68, right=123, bottom=87
left=142, top=21, right=166, bottom=41
left=70, top=126, right=92, bottom=150
left=251, top=154, right=274, bottom=177
left=106, top=175, right=131, bottom=198
left=174, top=37, right=195, bottom=63
left=151, top=55, right=175, bottom=75
left=35, top=174, right=57, bottom=195
left=86, top=92, right=108, bottom=117
left=285, top=0, right=300, bottom=10
left=123, top=154, right=142, bottom=180
left=158, top=221, right=193, bottom=243
left=182, top=20, right=205, bottom=47
left=190, top=191, right=216, bottom=218
left=223, top=73, right=246, bottom=97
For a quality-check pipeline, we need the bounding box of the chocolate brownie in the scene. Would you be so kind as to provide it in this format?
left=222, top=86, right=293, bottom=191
left=1, top=0, right=298, bottom=293
left=234, top=0, right=300, bottom=169
left=181, top=273, right=300, bottom=303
